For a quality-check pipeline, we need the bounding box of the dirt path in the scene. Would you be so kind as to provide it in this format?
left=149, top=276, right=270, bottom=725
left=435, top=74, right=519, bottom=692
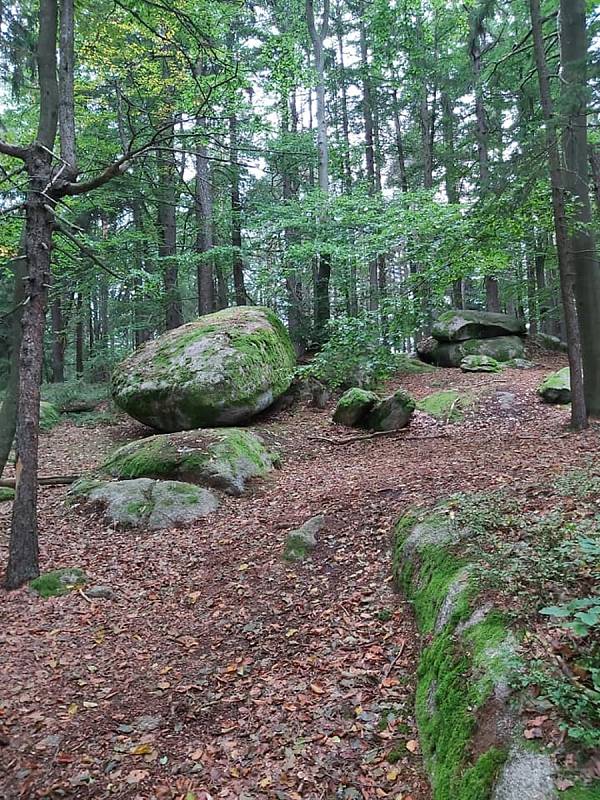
left=1, top=354, right=598, bottom=800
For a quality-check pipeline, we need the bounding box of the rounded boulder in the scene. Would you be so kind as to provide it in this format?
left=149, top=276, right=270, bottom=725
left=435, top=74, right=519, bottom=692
left=111, top=306, right=296, bottom=431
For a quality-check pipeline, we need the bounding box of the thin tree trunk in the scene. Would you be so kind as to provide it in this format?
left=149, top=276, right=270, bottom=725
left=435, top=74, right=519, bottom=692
left=530, top=0, right=587, bottom=429
left=50, top=297, right=65, bottom=382
left=391, top=89, right=408, bottom=193
left=195, top=121, right=214, bottom=315
left=334, top=6, right=352, bottom=193
left=229, top=113, right=247, bottom=305
left=590, top=145, right=600, bottom=215
left=559, top=0, right=600, bottom=416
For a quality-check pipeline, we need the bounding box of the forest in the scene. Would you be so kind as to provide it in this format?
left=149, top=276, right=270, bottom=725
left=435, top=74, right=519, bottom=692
left=0, top=0, right=599, bottom=799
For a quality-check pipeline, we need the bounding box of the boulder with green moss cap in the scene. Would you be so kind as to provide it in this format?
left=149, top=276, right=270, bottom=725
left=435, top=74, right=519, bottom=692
left=366, top=389, right=415, bottom=431
left=537, top=367, right=570, bottom=404
left=432, top=310, right=526, bottom=342
left=333, top=388, right=379, bottom=427
left=101, top=427, right=278, bottom=496
left=111, top=306, right=296, bottom=431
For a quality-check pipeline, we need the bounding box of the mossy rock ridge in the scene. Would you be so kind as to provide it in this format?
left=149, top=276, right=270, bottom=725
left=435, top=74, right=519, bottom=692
left=101, top=427, right=278, bottom=496
left=393, top=506, right=557, bottom=800
left=111, top=306, right=296, bottom=431
left=432, top=310, right=526, bottom=343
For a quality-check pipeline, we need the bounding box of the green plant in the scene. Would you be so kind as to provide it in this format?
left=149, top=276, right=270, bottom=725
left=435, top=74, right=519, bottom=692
left=540, top=597, right=600, bottom=637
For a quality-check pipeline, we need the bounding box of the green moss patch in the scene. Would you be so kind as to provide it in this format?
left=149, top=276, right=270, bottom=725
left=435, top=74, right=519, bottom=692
left=0, top=487, right=15, bottom=502
left=39, top=401, right=61, bottom=432
left=417, top=390, right=473, bottom=421
left=30, top=568, right=86, bottom=598
left=101, top=427, right=277, bottom=496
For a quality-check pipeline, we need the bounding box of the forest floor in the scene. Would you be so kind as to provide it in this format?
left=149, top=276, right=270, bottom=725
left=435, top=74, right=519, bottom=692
left=1, top=350, right=599, bottom=800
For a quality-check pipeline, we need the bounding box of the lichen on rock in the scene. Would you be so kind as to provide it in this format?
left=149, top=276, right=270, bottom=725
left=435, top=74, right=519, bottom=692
left=366, top=388, right=415, bottom=431
left=333, top=388, right=379, bottom=427
left=538, top=367, right=570, bottom=405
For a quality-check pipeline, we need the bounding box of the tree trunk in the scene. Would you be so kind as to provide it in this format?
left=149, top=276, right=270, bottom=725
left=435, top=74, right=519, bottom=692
left=391, top=90, right=409, bottom=193
left=50, top=296, right=65, bottom=382
left=229, top=113, right=247, bottom=306
left=334, top=6, right=352, bottom=193
left=590, top=145, right=600, bottom=215
left=195, top=122, right=215, bottom=315
left=559, top=0, right=600, bottom=416
left=530, top=0, right=587, bottom=429
left=75, top=291, right=84, bottom=376
left=0, top=245, right=26, bottom=478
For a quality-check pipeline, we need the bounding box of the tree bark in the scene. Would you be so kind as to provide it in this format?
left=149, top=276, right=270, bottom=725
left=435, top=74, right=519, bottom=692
left=559, top=0, right=600, bottom=416
left=306, top=0, right=331, bottom=343
left=530, top=0, right=587, bottom=429
left=50, top=296, right=66, bottom=382
left=195, top=121, right=215, bottom=315
left=230, top=113, right=247, bottom=306
left=590, top=145, right=600, bottom=215
left=391, top=89, right=408, bottom=193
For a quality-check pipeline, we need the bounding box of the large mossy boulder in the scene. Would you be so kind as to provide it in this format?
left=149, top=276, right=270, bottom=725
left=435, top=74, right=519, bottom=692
left=111, top=306, right=296, bottom=431
left=70, top=478, right=219, bottom=529
left=101, top=428, right=278, bottom=496
left=538, top=367, right=570, bottom=404
left=421, top=336, right=525, bottom=368
left=366, top=389, right=415, bottom=431
left=333, top=388, right=379, bottom=427
left=432, top=310, right=526, bottom=342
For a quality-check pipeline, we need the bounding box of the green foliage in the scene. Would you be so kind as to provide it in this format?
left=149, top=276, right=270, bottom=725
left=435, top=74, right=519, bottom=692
left=39, top=401, right=61, bottom=432
left=299, top=312, right=432, bottom=390
left=41, top=381, right=109, bottom=412
left=0, top=487, right=15, bottom=502
left=541, top=596, right=600, bottom=637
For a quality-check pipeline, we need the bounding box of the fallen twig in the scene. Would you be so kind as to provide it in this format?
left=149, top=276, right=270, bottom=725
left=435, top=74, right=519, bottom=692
left=380, top=639, right=406, bottom=685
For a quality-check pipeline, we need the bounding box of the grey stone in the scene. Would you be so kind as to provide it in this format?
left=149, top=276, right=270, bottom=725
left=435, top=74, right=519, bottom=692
left=492, top=746, right=556, bottom=800
left=460, top=354, right=502, bottom=373
left=365, top=389, right=416, bottom=431
left=85, top=478, right=218, bottom=530
left=333, top=388, right=379, bottom=427
left=496, top=392, right=517, bottom=411
left=133, top=715, right=162, bottom=732
left=284, top=515, right=325, bottom=561
left=424, top=336, right=526, bottom=368
left=86, top=586, right=114, bottom=600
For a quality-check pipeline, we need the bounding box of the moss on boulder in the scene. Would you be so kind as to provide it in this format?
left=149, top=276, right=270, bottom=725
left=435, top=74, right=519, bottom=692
left=30, top=568, right=86, bottom=598
left=460, top=355, right=501, bottom=373
left=101, top=428, right=278, bottom=496
left=366, top=388, right=415, bottom=431
left=111, top=306, right=296, bottom=431
left=417, top=390, right=473, bottom=421
left=538, top=367, right=570, bottom=404
left=418, top=337, right=525, bottom=368
left=333, top=388, right=379, bottom=427
left=432, top=310, right=526, bottom=342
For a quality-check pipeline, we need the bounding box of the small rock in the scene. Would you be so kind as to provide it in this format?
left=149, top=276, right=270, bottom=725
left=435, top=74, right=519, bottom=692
left=333, top=388, right=379, bottom=427
left=366, top=389, right=415, bottom=431
left=460, top=354, right=501, bottom=373
left=284, top=515, right=325, bottom=561
left=133, top=715, right=162, bottom=732
left=86, top=586, right=114, bottom=600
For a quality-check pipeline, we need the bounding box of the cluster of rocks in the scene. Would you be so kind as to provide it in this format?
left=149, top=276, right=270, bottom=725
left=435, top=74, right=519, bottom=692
left=333, top=387, right=415, bottom=431
left=417, top=310, right=527, bottom=370
left=71, top=306, right=295, bottom=531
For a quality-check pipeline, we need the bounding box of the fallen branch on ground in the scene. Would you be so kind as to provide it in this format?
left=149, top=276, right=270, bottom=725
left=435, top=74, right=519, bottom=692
left=308, top=430, right=449, bottom=445
left=0, top=474, right=79, bottom=488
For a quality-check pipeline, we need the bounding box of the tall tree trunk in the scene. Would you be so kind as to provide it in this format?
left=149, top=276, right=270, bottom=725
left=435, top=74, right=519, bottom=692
left=469, top=7, right=499, bottom=311
left=559, top=0, right=600, bottom=416
left=5, top=0, right=59, bottom=588
left=306, top=0, right=331, bottom=343
left=157, top=60, right=182, bottom=331
left=530, top=0, right=587, bottom=429
left=75, top=292, right=84, bottom=376
left=334, top=5, right=352, bottom=193
left=0, top=245, right=26, bottom=478
left=195, top=122, right=215, bottom=315
left=50, top=296, right=65, bottom=382
left=590, top=145, right=600, bottom=215
left=441, top=91, right=464, bottom=308
left=391, top=89, right=408, bottom=193
left=229, top=113, right=247, bottom=306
